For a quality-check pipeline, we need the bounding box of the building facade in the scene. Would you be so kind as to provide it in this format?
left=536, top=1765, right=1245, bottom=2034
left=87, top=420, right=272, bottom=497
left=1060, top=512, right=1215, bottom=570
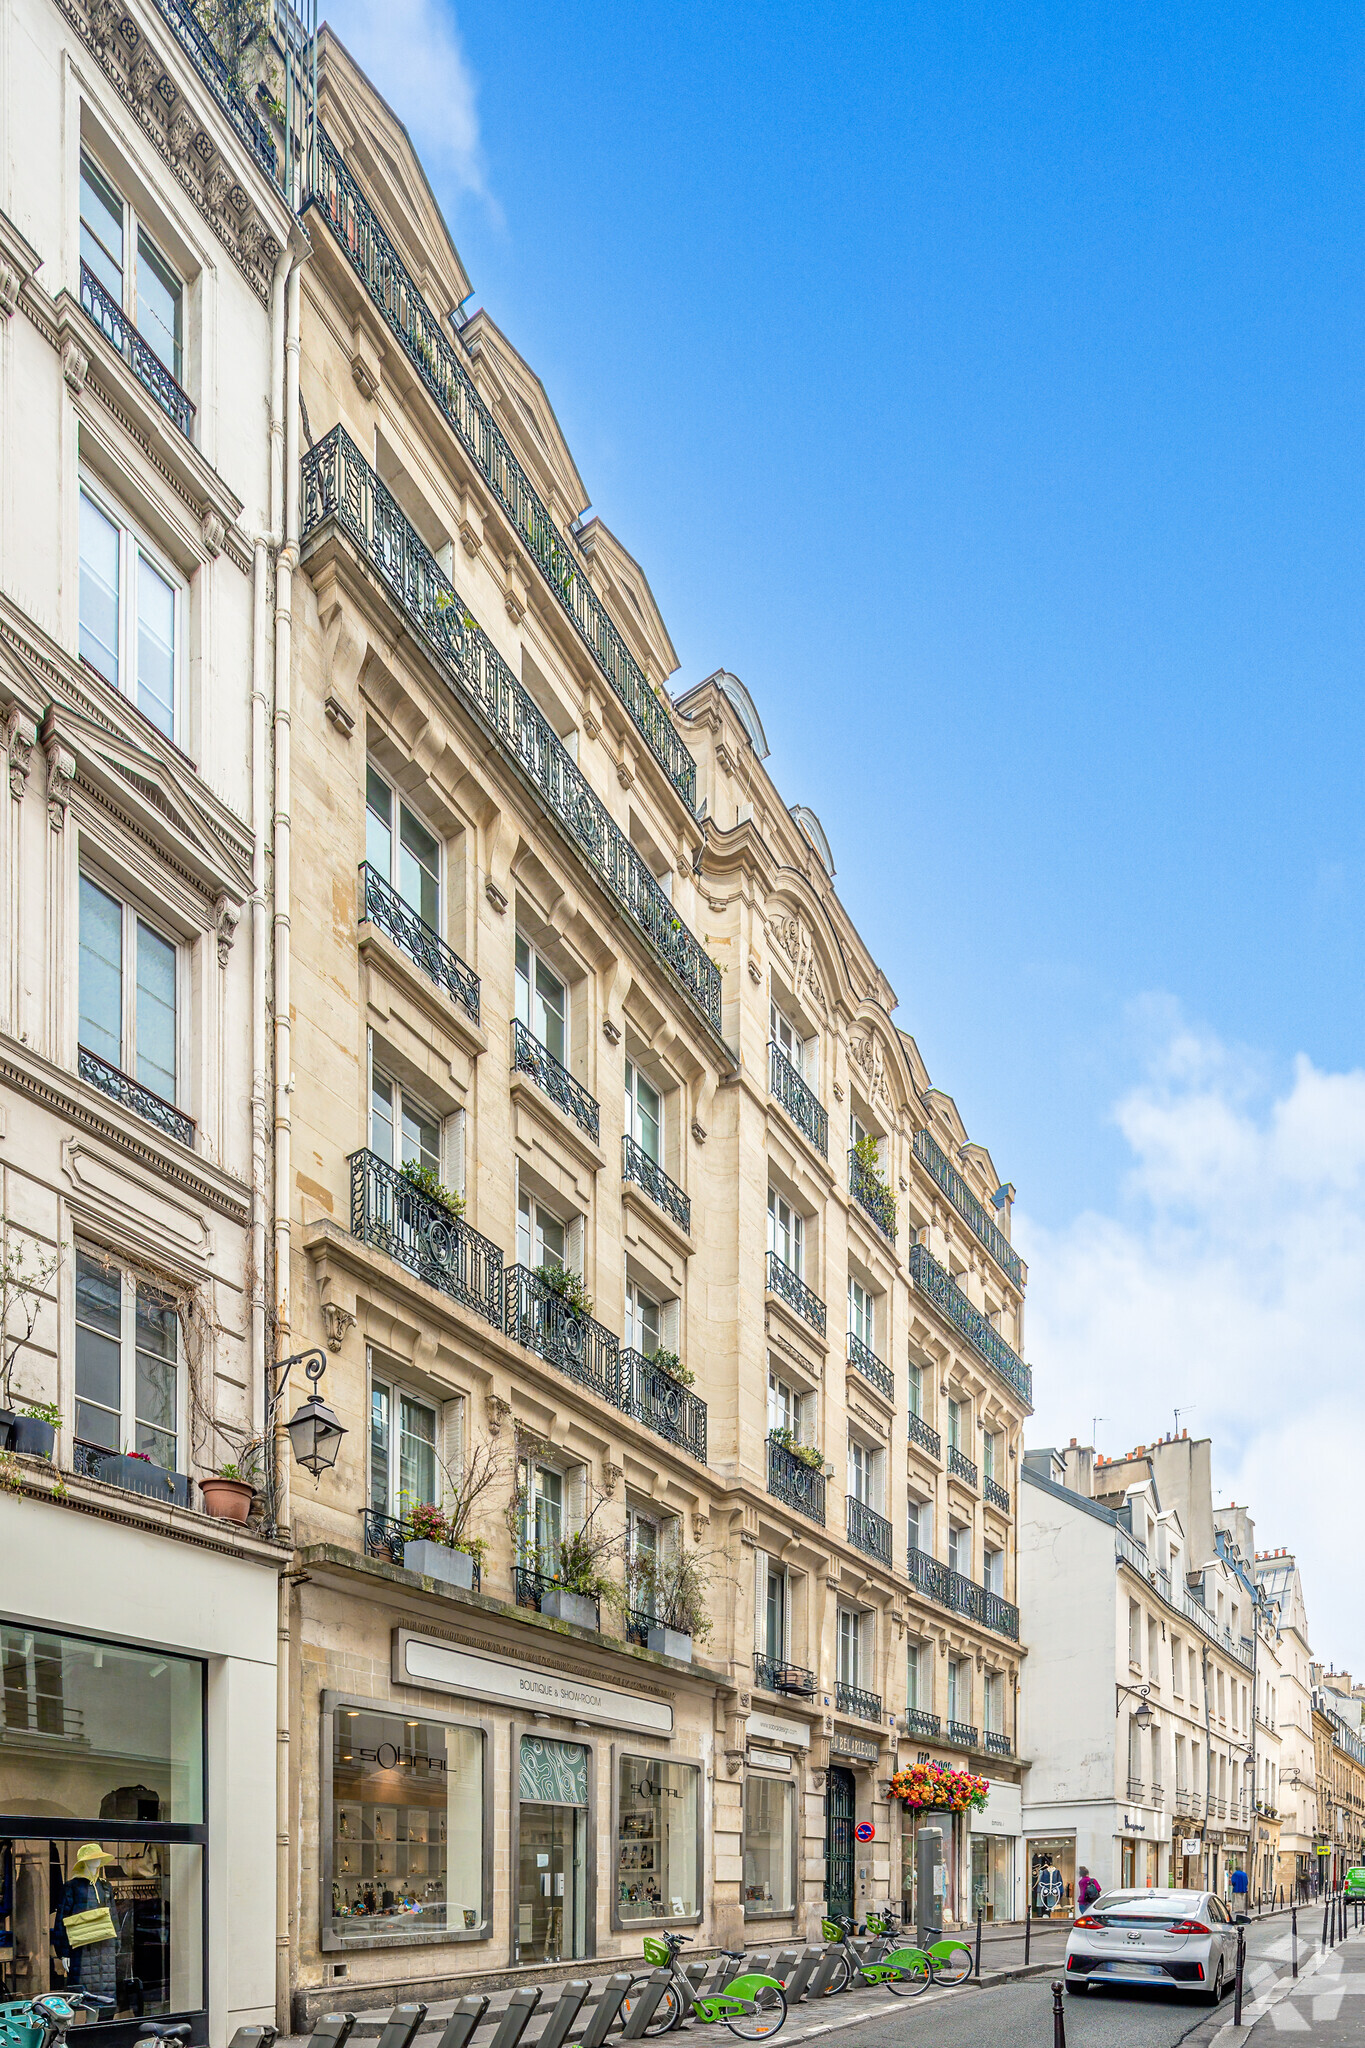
left=1311, top=1693, right=1365, bottom=1889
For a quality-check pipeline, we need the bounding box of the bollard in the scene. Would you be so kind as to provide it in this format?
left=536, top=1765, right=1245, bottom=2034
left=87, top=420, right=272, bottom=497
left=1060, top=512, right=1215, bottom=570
left=1051, top=1980, right=1066, bottom=2048
left=1324, top=1895, right=1331, bottom=1946
left=433, top=1999, right=489, bottom=2048
left=578, top=1975, right=633, bottom=2048
left=1292, top=1904, right=1299, bottom=1978
left=1025, top=1910, right=1032, bottom=1965
left=1234, top=1927, right=1245, bottom=2026
left=975, top=1907, right=984, bottom=1978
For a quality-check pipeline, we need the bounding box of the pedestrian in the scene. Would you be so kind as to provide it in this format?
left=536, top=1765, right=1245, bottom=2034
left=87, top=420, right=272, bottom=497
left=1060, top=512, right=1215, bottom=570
left=1231, top=1863, right=1250, bottom=1924
left=1077, top=1866, right=1101, bottom=1912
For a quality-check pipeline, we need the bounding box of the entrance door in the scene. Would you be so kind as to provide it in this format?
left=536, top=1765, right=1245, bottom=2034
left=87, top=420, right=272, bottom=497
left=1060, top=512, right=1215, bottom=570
left=825, top=1766, right=856, bottom=1922
left=517, top=1803, right=586, bottom=1962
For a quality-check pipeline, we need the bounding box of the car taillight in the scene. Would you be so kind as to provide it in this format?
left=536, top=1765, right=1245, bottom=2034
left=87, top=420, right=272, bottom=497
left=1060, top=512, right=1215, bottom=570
left=1073, top=1915, right=1105, bottom=1929
left=1169, top=1920, right=1211, bottom=1934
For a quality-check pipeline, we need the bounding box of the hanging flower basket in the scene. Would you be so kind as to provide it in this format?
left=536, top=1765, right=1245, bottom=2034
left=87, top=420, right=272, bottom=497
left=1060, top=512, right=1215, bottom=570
left=889, top=1761, right=990, bottom=1813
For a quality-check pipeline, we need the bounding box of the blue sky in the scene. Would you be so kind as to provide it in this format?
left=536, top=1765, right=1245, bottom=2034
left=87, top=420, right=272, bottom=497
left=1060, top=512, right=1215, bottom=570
left=324, top=0, right=1365, bottom=1656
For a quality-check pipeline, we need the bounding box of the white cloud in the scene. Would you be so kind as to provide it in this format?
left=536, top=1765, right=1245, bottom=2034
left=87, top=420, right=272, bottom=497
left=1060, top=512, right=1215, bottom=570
left=320, top=0, right=488, bottom=204
left=1018, top=1012, right=1365, bottom=1673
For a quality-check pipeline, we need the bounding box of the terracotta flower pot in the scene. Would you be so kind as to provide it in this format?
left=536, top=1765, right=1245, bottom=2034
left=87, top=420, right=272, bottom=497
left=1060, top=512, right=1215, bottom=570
left=200, top=1476, right=255, bottom=1523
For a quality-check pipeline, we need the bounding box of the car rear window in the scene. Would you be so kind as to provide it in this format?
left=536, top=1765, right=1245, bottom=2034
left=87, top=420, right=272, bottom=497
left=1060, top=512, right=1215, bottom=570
left=1094, top=1891, right=1205, bottom=1919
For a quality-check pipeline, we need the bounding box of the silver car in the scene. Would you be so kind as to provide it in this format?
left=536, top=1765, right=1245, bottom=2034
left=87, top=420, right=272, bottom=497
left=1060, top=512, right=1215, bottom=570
left=1065, top=1888, right=1239, bottom=2000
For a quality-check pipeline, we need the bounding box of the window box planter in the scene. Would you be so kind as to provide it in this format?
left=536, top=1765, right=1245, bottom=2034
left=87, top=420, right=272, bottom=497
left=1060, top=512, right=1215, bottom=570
left=403, top=1539, right=476, bottom=1590
left=646, top=1625, right=693, bottom=1663
left=11, top=1415, right=55, bottom=1458
left=89, top=1451, right=191, bottom=1506
left=540, top=1586, right=599, bottom=1630
left=199, top=1476, right=255, bottom=1524
left=0, top=1410, right=17, bottom=1451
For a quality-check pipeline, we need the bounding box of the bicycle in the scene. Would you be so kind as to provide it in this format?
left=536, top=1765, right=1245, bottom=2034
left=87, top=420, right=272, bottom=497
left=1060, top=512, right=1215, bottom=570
left=0, top=1993, right=115, bottom=2048
left=622, top=1929, right=787, bottom=2038
left=816, top=1914, right=929, bottom=1998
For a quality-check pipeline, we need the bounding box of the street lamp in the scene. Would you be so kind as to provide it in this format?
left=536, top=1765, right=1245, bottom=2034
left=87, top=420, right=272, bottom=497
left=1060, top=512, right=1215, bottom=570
left=270, top=1347, right=347, bottom=1479
left=1118, top=1682, right=1154, bottom=1731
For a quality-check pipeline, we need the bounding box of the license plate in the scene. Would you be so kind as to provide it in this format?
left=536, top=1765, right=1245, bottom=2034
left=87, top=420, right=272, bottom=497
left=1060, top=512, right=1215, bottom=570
left=1111, top=1963, right=1164, bottom=1978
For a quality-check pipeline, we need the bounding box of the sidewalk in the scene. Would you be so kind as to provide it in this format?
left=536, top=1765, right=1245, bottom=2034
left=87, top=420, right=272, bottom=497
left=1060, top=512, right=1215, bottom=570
left=1183, top=1922, right=1365, bottom=2048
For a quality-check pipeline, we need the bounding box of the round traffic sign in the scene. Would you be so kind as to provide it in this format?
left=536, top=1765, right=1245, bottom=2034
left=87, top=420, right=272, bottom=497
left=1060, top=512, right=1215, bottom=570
left=855, top=1821, right=875, bottom=1842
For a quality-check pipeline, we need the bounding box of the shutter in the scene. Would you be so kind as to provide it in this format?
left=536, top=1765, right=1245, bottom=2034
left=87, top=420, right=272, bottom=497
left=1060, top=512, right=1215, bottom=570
left=446, top=1107, right=466, bottom=1198
left=440, top=1395, right=465, bottom=1510
left=662, top=1295, right=681, bottom=1354
left=566, top=1212, right=585, bottom=1277
left=754, top=1549, right=768, bottom=1652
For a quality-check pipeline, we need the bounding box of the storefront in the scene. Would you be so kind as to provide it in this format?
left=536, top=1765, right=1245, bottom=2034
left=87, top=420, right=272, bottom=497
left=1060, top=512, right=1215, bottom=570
left=970, top=1782, right=1020, bottom=1922
left=1028, top=1835, right=1075, bottom=1918
left=1175, top=1830, right=1205, bottom=1890
left=901, top=1810, right=961, bottom=1927
left=740, top=1709, right=813, bottom=1935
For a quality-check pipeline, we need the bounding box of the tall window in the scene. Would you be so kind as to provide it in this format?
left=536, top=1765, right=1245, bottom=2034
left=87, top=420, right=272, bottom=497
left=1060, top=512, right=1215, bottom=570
left=946, top=1396, right=962, bottom=1450
left=907, top=1361, right=923, bottom=1419
left=79, top=483, right=180, bottom=739
left=767, top=1367, right=802, bottom=1440
left=624, top=1059, right=661, bottom=1163
left=763, top=1565, right=787, bottom=1662
left=517, top=1188, right=567, bottom=1271
left=515, top=934, right=567, bottom=1062
left=906, top=1642, right=923, bottom=1712
left=369, top=1373, right=438, bottom=1515
left=982, top=1430, right=997, bottom=1481
left=81, top=150, right=184, bottom=380
left=907, top=1497, right=932, bottom=1557
left=767, top=1188, right=803, bottom=1274
left=74, top=1248, right=179, bottom=1467
left=79, top=872, right=177, bottom=1102
left=948, top=1521, right=971, bottom=1578
left=948, top=1657, right=970, bottom=1726
left=769, top=998, right=804, bottom=1075
left=366, top=764, right=440, bottom=930
left=837, top=1607, right=862, bottom=1689
left=848, top=1276, right=874, bottom=1349
left=984, top=1545, right=1005, bottom=1595
left=848, top=1438, right=879, bottom=1507
left=370, top=1069, right=441, bottom=1173
left=521, top=1460, right=564, bottom=1568
left=624, top=1278, right=661, bottom=1355
left=983, top=1672, right=1004, bottom=1735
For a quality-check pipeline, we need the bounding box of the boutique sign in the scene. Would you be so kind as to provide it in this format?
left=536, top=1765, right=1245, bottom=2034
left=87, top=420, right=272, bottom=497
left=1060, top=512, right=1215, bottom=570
left=393, top=1630, right=675, bottom=1734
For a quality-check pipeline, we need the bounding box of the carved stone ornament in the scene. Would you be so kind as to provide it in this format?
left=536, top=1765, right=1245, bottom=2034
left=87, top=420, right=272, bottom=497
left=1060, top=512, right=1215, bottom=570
left=602, top=1460, right=624, bottom=1498
left=0, top=262, right=21, bottom=319
left=201, top=510, right=226, bottom=558
left=88, top=0, right=118, bottom=49
left=43, top=732, right=75, bottom=830
left=485, top=878, right=508, bottom=915
left=205, top=165, right=232, bottom=216
left=690, top=1117, right=707, bottom=1145
left=321, top=1301, right=355, bottom=1352
left=724, top=1749, right=745, bottom=1778
left=61, top=338, right=88, bottom=395
left=849, top=1031, right=889, bottom=1108
left=747, top=953, right=761, bottom=984
left=767, top=913, right=824, bottom=1009
left=485, top=1393, right=512, bottom=1436
left=692, top=1513, right=709, bottom=1542
left=167, top=109, right=196, bottom=163
left=5, top=710, right=35, bottom=799
left=602, top=1017, right=621, bottom=1046
left=129, top=50, right=159, bottom=103
left=810, top=1769, right=827, bottom=1792
left=214, top=894, right=240, bottom=966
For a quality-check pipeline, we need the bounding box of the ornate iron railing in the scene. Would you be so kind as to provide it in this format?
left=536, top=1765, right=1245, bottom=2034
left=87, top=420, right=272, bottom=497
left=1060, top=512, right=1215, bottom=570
left=985, top=1475, right=1010, bottom=1512
left=766, top=1250, right=826, bottom=1334
left=847, top=1496, right=893, bottom=1567
left=908, top=1412, right=942, bottom=1458
left=948, top=1444, right=978, bottom=1488
left=505, top=1263, right=619, bottom=1401
left=768, top=1042, right=828, bottom=1155
left=905, top=1545, right=1020, bottom=1642
left=753, top=1653, right=817, bottom=1698
left=848, top=1147, right=897, bottom=1240
left=360, top=1508, right=482, bottom=1589
left=847, top=1332, right=894, bottom=1401
left=301, top=429, right=720, bottom=1032
left=512, top=1018, right=600, bottom=1141
left=514, top=1562, right=600, bottom=1632
left=904, top=1708, right=941, bottom=1738
left=153, top=0, right=278, bottom=179
left=618, top=1349, right=707, bottom=1464
left=307, top=134, right=697, bottom=811
left=71, top=1439, right=190, bottom=1505
left=359, top=862, right=479, bottom=1023
left=349, top=1148, right=503, bottom=1327
left=79, top=1045, right=195, bottom=1148
left=1127, top=1776, right=1146, bottom=1802
left=908, top=1244, right=1032, bottom=1406
left=984, top=1730, right=1012, bottom=1757
left=624, top=1606, right=655, bottom=1649
left=912, top=1127, right=1022, bottom=1287
left=621, top=1133, right=690, bottom=1234
left=766, top=1432, right=826, bottom=1525
left=980, top=1588, right=1019, bottom=1638
left=836, top=1683, right=883, bottom=1723
left=79, top=262, right=195, bottom=437
left=948, top=1721, right=979, bottom=1748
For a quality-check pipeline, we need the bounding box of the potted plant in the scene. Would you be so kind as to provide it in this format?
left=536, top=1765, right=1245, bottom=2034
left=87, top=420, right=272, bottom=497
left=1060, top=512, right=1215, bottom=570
left=200, top=1460, right=257, bottom=1524
left=644, top=1348, right=694, bottom=1388
left=94, top=1446, right=191, bottom=1507
left=768, top=1426, right=825, bottom=1472
left=539, top=1492, right=621, bottom=1629
left=888, top=1761, right=990, bottom=1813
left=402, top=1435, right=504, bottom=1591
left=403, top=1502, right=477, bottom=1589
left=0, top=1240, right=60, bottom=1450
left=398, top=1159, right=465, bottom=1218
left=536, top=1262, right=594, bottom=1316
left=12, top=1401, right=59, bottom=1459
left=627, top=1544, right=713, bottom=1665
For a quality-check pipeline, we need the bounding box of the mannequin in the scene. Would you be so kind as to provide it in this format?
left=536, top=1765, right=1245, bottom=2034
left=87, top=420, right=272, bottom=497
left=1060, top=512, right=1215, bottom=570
left=53, top=1845, right=119, bottom=2002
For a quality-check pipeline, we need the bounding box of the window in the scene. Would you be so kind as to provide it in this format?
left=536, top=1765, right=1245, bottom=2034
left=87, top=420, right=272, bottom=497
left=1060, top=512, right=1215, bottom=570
left=617, top=1756, right=700, bottom=1923
left=517, top=1187, right=569, bottom=1272
left=369, top=1373, right=439, bottom=1517
left=847, top=1438, right=879, bottom=1509
left=78, top=482, right=180, bottom=738
left=366, top=764, right=440, bottom=930
left=906, top=1642, right=924, bottom=1711
left=767, top=1188, right=803, bottom=1275
left=625, top=1278, right=662, bottom=1356
left=948, top=1522, right=971, bottom=1579
left=947, top=1396, right=961, bottom=1450
left=983, top=1672, right=1004, bottom=1734
left=74, top=1247, right=179, bottom=1467
left=626, top=1503, right=661, bottom=1597
left=520, top=1459, right=565, bottom=1570
left=743, top=1774, right=795, bottom=1916
left=982, top=1430, right=997, bottom=1481
left=515, top=934, right=567, bottom=1062
left=625, top=1059, right=662, bottom=1163
left=767, top=1368, right=801, bottom=1440
left=1175, top=1733, right=1187, bottom=1792
left=848, top=1276, right=874, bottom=1349
left=984, top=1545, right=1004, bottom=1596
left=837, top=1606, right=863, bottom=1688
left=907, top=1361, right=923, bottom=1418
left=763, top=1564, right=788, bottom=1662
left=81, top=151, right=184, bottom=381
left=1129, top=1600, right=1143, bottom=1667
left=370, top=1069, right=441, bottom=1175
left=769, top=998, right=804, bottom=1076
left=1148, top=1617, right=1161, bottom=1682
left=79, top=872, right=178, bottom=1102
left=948, top=1657, right=970, bottom=1725
left=330, top=1703, right=484, bottom=1940
left=1172, top=1635, right=1184, bottom=1697
left=907, top=1497, right=932, bottom=1557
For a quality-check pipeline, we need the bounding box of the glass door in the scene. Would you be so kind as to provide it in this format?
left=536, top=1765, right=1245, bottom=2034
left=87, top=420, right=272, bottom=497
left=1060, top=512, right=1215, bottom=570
left=824, top=1766, right=855, bottom=1922
left=517, top=1803, right=587, bottom=1962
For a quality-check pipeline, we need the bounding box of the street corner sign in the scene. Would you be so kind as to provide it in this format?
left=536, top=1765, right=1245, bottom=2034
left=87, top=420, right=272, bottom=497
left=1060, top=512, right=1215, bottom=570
left=855, top=1821, right=875, bottom=1842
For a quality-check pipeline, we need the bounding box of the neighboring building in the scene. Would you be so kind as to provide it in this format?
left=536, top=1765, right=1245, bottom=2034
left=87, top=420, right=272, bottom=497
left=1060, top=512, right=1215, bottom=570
left=0, top=0, right=298, bottom=2038
left=1255, top=1547, right=1316, bottom=1898
left=1213, top=1504, right=1281, bottom=1901
left=1311, top=1684, right=1365, bottom=1888
left=1019, top=1434, right=1259, bottom=1904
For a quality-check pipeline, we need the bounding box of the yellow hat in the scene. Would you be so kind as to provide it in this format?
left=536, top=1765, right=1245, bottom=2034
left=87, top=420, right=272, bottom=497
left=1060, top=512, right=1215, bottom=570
left=73, top=1844, right=112, bottom=1871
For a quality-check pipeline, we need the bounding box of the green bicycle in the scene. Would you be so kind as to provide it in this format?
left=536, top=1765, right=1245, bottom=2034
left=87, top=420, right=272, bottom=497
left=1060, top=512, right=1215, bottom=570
left=622, top=1930, right=787, bottom=2038
left=819, top=1912, right=974, bottom=1996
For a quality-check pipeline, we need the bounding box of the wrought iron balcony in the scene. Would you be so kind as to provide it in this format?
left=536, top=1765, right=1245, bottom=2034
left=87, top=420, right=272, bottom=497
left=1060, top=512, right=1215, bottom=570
left=80, top=263, right=195, bottom=438
left=847, top=1332, right=894, bottom=1402
left=908, top=1411, right=942, bottom=1458
left=72, top=1440, right=191, bottom=1506
left=905, top=1544, right=1021, bottom=1642
left=766, top=1250, right=826, bottom=1335
left=948, top=1444, right=978, bottom=1488
left=985, top=1475, right=1010, bottom=1513
left=350, top=1148, right=503, bottom=1327
left=79, top=1045, right=195, bottom=1148
left=768, top=1042, right=828, bottom=1155
left=903, top=1708, right=941, bottom=1738
left=154, top=0, right=277, bottom=178
left=300, top=429, right=721, bottom=1032
left=1127, top=1777, right=1146, bottom=1802
left=753, top=1653, right=817, bottom=1698
left=836, top=1683, right=883, bottom=1723
left=912, top=1126, right=1022, bottom=1288
left=618, top=1348, right=707, bottom=1464
left=980, top=1588, right=1018, bottom=1638
left=984, top=1731, right=1013, bottom=1757
left=622, top=1133, right=691, bottom=1234
left=505, top=1263, right=619, bottom=1402
left=360, top=1508, right=482, bottom=1589
left=359, top=861, right=479, bottom=1023
left=624, top=1606, right=657, bottom=1649
left=947, top=1722, right=979, bottom=1748
left=908, top=1243, right=1032, bottom=1406
left=515, top=1562, right=600, bottom=1632
left=847, top=1496, right=894, bottom=1567
left=308, top=134, right=697, bottom=812
left=512, top=1018, right=600, bottom=1141
left=848, top=1147, right=897, bottom=1241
left=766, top=1432, right=826, bottom=1526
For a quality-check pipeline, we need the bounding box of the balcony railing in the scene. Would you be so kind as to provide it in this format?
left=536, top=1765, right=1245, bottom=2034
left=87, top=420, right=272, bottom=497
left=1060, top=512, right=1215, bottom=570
left=1127, top=1777, right=1146, bottom=1802
left=985, top=1475, right=1010, bottom=1512
left=754, top=1653, right=817, bottom=1698
left=80, top=263, right=195, bottom=438
left=768, top=1042, right=828, bottom=1156
left=848, top=1147, right=897, bottom=1240
left=847, top=1333, right=894, bottom=1402
left=79, top=1045, right=195, bottom=1148
left=766, top=1250, right=826, bottom=1335
left=847, top=1496, right=894, bottom=1567
left=71, top=1440, right=191, bottom=1506
left=906, top=1544, right=1021, bottom=1642
left=947, top=1722, right=979, bottom=1748
left=908, top=1412, right=942, bottom=1458
left=948, top=1444, right=978, bottom=1488
left=512, top=1018, right=600, bottom=1141
left=621, top=1133, right=691, bottom=1234
left=903, top=1708, right=941, bottom=1738
left=300, top=428, right=721, bottom=1032
left=350, top=1148, right=503, bottom=1327
left=766, top=1432, right=826, bottom=1525
left=359, top=862, right=479, bottom=1023
left=515, top=1563, right=600, bottom=1632
left=836, top=1683, right=883, bottom=1723
left=505, top=1263, right=619, bottom=1401
left=153, top=0, right=277, bottom=179
left=912, top=1126, right=1022, bottom=1288
left=984, top=1731, right=1013, bottom=1757
left=908, top=1243, right=1032, bottom=1406
left=307, top=133, right=697, bottom=812
left=360, top=1509, right=482, bottom=1589
left=618, top=1349, right=707, bottom=1464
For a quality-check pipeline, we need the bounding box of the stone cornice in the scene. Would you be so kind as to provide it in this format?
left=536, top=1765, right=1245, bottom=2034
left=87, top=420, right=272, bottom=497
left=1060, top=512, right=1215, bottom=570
left=3, top=1448, right=290, bottom=1565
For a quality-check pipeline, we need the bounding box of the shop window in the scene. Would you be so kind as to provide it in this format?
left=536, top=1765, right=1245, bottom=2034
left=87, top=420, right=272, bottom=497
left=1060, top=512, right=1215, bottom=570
left=74, top=1248, right=179, bottom=1468
left=766, top=1188, right=803, bottom=1276
left=1029, top=1837, right=1075, bottom=1918
left=329, top=1703, right=484, bottom=1941
left=366, top=764, right=441, bottom=932
left=78, top=480, right=181, bottom=739
left=742, top=1774, right=795, bottom=1917
left=971, top=1834, right=1011, bottom=1923
left=79, top=871, right=179, bottom=1106
left=515, top=934, right=567, bottom=1064
left=369, top=1373, right=439, bottom=1518
left=617, top=1755, right=700, bottom=1922
left=624, top=1059, right=662, bottom=1164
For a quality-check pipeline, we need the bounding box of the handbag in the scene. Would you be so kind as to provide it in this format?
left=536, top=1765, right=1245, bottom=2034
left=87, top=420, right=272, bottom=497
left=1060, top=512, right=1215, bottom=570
left=63, top=1905, right=117, bottom=1948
